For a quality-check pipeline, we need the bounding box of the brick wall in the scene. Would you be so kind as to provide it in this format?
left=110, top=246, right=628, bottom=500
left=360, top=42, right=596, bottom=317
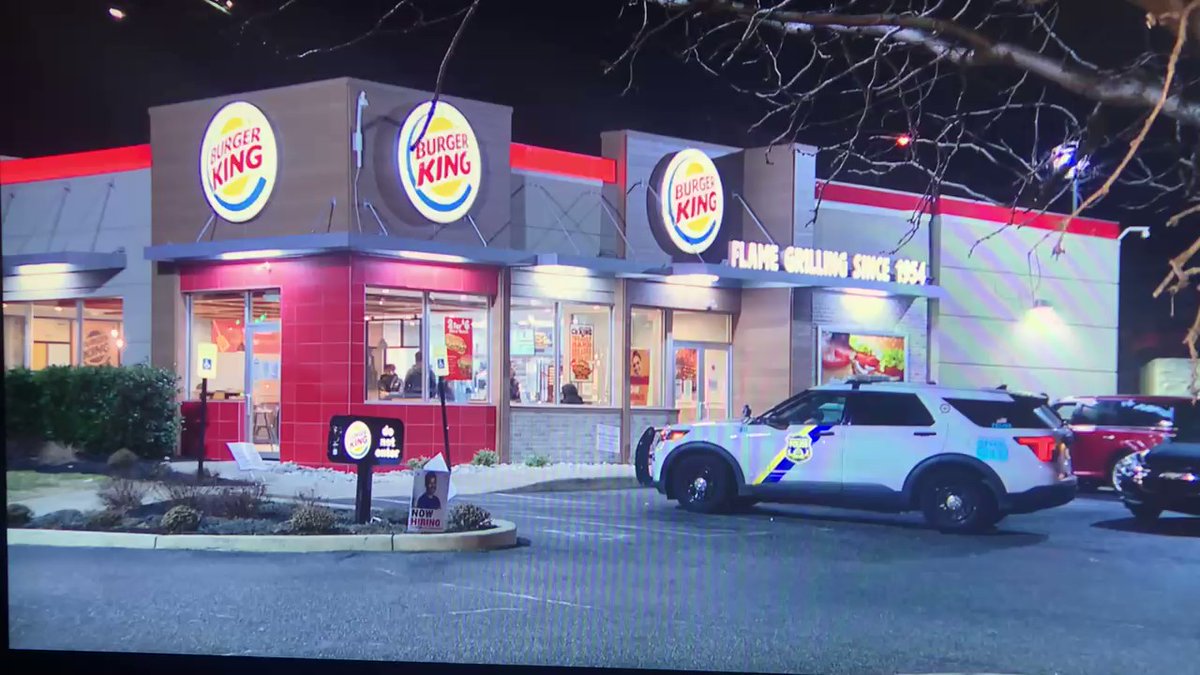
left=631, top=409, right=677, bottom=437
left=510, top=408, right=622, bottom=464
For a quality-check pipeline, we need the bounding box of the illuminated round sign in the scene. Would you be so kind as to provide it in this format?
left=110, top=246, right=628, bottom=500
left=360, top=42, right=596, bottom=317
left=342, top=420, right=373, bottom=461
left=658, top=149, right=724, bottom=255
left=199, top=101, right=278, bottom=223
left=397, top=101, right=482, bottom=224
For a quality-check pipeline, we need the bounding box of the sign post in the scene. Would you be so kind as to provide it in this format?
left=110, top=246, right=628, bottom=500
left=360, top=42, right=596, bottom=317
left=327, top=415, right=404, bottom=524
left=195, top=342, right=218, bottom=480
left=431, top=344, right=452, bottom=469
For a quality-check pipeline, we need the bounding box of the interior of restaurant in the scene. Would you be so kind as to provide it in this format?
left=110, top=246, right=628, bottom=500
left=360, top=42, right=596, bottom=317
left=3, top=298, right=125, bottom=370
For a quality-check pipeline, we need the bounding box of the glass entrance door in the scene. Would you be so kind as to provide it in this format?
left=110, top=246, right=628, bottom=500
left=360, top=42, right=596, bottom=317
left=672, top=342, right=732, bottom=424
left=245, top=322, right=281, bottom=457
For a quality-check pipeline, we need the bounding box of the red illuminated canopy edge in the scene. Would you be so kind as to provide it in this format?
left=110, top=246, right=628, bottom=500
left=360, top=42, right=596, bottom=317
left=509, top=142, right=616, bottom=183
left=816, top=182, right=1120, bottom=240
left=1, top=145, right=153, bottom=184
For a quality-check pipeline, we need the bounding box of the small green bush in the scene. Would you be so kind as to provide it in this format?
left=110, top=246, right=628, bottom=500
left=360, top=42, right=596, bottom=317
left=287, top=504, right=338, bottom=534
left=524, top=454, right=550, bottom=467
left=107, top=448, right=139, bottom=471
left=447, top=503, right=493, bottom=532
left=161, top=505, right=202, bottom=533
left=470, top=449, right=498, bottom=466
left=406, top=456, right=430, bottom=471
left=3, top=365, right=181, bottom=459
left=86, top=509, right=124, bottom=530
left=98, top=478, right=148, bottom=513
left=7, top=503, right=33, bottom=527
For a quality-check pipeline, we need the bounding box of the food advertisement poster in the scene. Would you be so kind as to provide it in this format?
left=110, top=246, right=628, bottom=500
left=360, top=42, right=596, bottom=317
left=818, top=329, right=906, bottom=384
left=82, top=321, right=120, bottom=366
left=675, top=348, right=698, bottom=399
left=211, top=320, right=280, bottom=354
left=569, top=324, right=595, bottom=382
left=630, top=348, right=650, bottom=406
left=443, top=317, right=473, bottom=381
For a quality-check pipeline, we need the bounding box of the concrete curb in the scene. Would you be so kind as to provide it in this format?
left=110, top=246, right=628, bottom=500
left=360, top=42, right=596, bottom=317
left=6, top=519, right=517, bottom=553
left=504, top=476, right=642, bottom=493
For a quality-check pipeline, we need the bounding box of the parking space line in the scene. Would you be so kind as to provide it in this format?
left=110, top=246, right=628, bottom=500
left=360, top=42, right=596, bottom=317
left=440, top=582, right=592, bottom=610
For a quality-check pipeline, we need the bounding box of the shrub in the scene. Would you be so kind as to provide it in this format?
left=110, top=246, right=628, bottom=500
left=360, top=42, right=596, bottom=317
left=287, top=504, right=338, bottom=534
left=7, top=503, right=33, bottom=527
left=524, top=454, right=550, bottom=468
left=86, top=509, right=125, bottom=530
left=447, top=503, right=493, bottom=532
left=107, top=448, right=140, bottom=472
left=161, top=505, right=202, bottom=533
left=29, top=509, right=87, bottom=530
left=3, top=365, right=181, bottom=459
left=470, top=449, right=498, bottom=467
left=406, top=456, right=430, bottom=471
left=159, top=480, right=213, bottom=510
left=98, top=478, right=149, bottom=513
left=204, top=483, right=267, bottom=519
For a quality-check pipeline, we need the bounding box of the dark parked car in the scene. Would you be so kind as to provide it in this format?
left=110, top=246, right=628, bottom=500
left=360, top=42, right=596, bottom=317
left=1051, top=396, right=1197, bottom=491
left=1113, top=412, right=1200, bottom=522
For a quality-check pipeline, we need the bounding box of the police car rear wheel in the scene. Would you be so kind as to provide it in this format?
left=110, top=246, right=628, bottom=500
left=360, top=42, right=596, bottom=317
left=671, top=455, right=733, bottom=514
left=919, top=469, right=998, bottom=534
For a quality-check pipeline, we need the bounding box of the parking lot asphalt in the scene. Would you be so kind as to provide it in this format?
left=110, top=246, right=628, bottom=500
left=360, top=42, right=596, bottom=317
left=9, top=488, right=1199, bottom=674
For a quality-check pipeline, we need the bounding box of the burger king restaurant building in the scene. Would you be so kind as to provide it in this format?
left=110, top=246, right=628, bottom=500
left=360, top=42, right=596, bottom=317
left=0, top=77, right=1122, bottom=467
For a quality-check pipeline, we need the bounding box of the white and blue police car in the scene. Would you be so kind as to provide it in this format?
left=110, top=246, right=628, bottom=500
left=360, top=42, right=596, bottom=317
left=635, top=377, right=1076, bottom=533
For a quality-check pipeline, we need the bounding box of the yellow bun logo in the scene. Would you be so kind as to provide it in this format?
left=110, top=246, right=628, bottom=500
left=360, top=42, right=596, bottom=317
left=398, top=101, right=482, bottom=224
left=659, top=149, right=723, bottom=254
left=199, top=101, right=278, bottom=223
left=343, top=420, right=373, bottom=461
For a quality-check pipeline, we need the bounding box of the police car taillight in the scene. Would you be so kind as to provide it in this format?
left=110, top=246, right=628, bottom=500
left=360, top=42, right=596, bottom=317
left=1015, top=436, right=1056, bottom=462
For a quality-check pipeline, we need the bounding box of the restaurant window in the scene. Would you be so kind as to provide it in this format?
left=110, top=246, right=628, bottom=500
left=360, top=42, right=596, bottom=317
left=3, top=302, right=28, bottom=369
left=189, top=292, right=248, bottom=400
left=672, top=310, right=731, bottom=342
left=510, top=298, right=556, bottom=404
left=366, top=288, right=490, bottom=404
left=3, top=299, right=126, bottom=370
left=510, top=299, right=612, bottom=406
left=630, top=308, right=664, bottom=407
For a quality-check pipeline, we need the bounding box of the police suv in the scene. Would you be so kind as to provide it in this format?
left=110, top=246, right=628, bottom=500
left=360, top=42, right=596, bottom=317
left=635, top=377, right=1076, bottom=533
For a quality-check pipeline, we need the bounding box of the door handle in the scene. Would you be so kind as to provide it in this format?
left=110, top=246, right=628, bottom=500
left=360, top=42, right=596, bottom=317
left=914, top=431, right=937, bottom=437
left=818, top=431, right=835, bottom=437
left=1102, top=435, right=1116, bottom=441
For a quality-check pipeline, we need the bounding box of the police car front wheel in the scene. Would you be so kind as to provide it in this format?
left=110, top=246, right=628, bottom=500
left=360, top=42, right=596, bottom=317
left=670, top=454, right=734, bottom=514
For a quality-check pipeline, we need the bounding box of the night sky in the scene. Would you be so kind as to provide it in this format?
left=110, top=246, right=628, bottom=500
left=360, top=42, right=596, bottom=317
left=2, top=0, right=1194, bottom=387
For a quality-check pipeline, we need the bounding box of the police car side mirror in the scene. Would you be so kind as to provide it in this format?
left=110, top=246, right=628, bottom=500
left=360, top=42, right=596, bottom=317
left=741, top=404, right=752, bottom=422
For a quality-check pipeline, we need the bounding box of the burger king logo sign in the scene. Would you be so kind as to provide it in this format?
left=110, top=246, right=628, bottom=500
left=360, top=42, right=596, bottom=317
left=397, top=101, right=482, bottom=224
left=342, top=420, right=373, bottom=461
left=199, top=101, right=278, bottom=223
left=657, top=148, right=724, bottom=255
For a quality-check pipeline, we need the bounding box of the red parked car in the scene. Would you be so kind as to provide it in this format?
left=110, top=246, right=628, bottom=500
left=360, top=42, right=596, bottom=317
left=1051, top=395, right=1199, bottom=491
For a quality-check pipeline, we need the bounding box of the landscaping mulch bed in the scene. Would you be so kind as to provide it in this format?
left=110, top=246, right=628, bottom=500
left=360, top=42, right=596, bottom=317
left=6, top=455, right=253, bottom=486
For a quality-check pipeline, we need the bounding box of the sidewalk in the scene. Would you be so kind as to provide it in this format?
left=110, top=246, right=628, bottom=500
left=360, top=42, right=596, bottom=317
left=166, top=460, right=637, bottom=501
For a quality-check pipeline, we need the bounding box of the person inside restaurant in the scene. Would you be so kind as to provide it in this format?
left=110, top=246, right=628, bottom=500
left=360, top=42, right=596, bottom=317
left=560, top=383, right=584, bottom=405
left=378, top=364, right=401, bottom=395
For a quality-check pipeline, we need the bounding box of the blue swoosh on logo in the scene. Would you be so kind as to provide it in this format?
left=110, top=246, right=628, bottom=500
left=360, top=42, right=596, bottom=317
left=212, top=177, right=267, bottom=212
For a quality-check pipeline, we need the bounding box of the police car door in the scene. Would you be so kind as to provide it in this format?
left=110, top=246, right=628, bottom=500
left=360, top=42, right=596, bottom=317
left=750, top=392, right=847, bottom=493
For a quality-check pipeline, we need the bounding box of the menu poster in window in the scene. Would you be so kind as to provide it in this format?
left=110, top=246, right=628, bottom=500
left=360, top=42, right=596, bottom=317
left=443, top=317, right=473, bottom=381
left=82, top=321, right=118, bottom=366
left=818, top=329, right=906, bottom=385
left=630, top=348, right=650, bottom=406
left=211, top=320, right=246, bottom=353
left=569, top=325, right=595, bottom=382
left=533, top=330, right=551, bottom=354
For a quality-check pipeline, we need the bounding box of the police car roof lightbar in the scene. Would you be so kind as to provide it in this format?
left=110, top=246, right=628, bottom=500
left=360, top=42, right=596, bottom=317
left=845, top=374, right=894, bottom=389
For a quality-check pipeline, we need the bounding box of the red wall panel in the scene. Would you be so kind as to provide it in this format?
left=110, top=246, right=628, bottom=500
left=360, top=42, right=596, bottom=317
left=179, top=254, right=498, bottom=467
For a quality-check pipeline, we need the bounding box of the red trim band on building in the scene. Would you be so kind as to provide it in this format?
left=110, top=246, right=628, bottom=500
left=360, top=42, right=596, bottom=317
left=816, top=181, right=1120, bottom=240
left=509, top=142, right=616, bottom=183
left=0, top=145, right=153, bottom=184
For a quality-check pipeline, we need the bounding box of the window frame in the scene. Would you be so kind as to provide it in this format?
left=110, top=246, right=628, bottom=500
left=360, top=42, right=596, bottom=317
left=845, top=392, right=935, bottom=427
left=365, top=287, right=492, bottom=405
left=510, top=298, right=615, bottom=408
